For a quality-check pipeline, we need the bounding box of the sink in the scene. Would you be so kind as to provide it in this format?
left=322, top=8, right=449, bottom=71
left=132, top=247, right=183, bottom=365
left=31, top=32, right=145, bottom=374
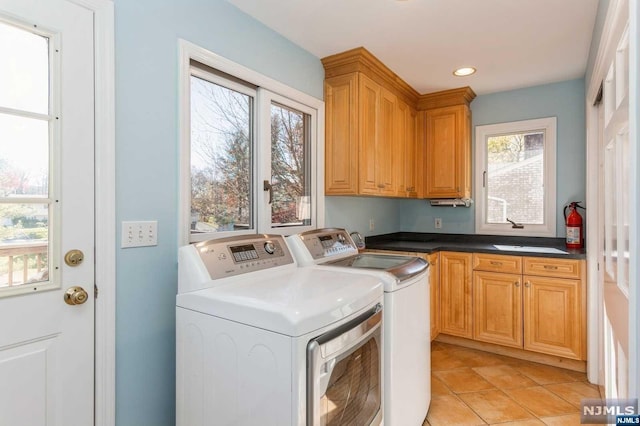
left=493, top=245, right=568, bottom=255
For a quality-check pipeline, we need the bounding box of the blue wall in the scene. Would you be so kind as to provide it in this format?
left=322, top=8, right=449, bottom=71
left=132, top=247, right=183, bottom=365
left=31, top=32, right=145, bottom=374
left=114, top=1, right=323, bottom=425
left=325, top=196, right=400, bottom=236
left=113, top=1, right=589, bottom=423
left=399, top=78, right=586, bottom=236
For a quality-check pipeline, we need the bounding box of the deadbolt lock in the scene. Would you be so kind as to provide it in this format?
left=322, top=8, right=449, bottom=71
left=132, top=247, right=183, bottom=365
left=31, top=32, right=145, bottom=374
left=64, top=286, right=89, bottom=305
left=64, top=249, right=84, bottom=267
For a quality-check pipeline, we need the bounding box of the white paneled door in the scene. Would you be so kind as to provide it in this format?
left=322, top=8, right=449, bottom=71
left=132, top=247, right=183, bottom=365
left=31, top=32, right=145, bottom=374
left=0, top=1, right=95, bottom=425
left=598, top=0, right=631, bottom=399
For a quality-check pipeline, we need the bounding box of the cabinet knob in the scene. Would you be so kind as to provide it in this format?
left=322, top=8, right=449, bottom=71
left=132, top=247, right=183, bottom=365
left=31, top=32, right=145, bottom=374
left=514, top=281, right=520, bottom=287
left=525, top=281, right=531, bottom=288
left=377, top=183, right=385, bottom=189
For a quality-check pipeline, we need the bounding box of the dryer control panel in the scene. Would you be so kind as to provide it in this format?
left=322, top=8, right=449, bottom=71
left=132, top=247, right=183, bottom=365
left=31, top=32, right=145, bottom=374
left=295, top=228, right=358, bottom=260
left=194, top=234, right=294, bottom=280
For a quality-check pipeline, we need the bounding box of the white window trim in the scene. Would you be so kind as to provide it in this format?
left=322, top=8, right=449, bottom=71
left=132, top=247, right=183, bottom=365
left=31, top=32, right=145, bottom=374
left=178, top=39, right=324, bottom=245
left=258, top=89, right=318, bottom=235
left=474, top=117, right=557, bottom=237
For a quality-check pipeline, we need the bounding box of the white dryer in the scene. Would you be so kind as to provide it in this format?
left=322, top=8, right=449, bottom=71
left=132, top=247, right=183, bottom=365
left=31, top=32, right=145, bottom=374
left=177, top=234, right=384, bottom=426
left=287, top=229, right=431, bottom=426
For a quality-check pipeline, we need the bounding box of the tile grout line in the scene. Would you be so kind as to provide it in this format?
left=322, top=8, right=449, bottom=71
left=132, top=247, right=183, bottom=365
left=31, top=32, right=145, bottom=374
left=429, top=342, right=597, bottom=425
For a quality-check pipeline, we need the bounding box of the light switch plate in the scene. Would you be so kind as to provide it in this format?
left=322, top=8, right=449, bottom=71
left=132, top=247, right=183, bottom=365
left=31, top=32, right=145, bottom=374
left=121, top=221, right=158, bottom=248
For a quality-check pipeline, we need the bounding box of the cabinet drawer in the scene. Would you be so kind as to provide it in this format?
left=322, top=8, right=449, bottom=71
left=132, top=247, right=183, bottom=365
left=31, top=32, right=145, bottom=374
left=473, top=253, right=522, bottom=274
left=523, top=257, right=581, bottom=279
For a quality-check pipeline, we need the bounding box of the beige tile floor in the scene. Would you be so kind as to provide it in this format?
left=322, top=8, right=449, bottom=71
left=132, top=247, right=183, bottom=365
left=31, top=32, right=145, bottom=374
left=424, top=342, right=600, bottom=426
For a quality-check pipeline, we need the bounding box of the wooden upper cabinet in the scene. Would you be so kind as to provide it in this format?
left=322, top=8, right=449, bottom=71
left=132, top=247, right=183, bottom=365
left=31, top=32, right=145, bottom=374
left=377, top=86, right=398, bottom=196
left=322, top=47, right=420, bottom=198
left=358, top=74, right=380, bottom=195
left=424, top=104, right=471, bottom=198
left=397, top=100, right=420, bottom=198
left=357, top=75, right=398, bottom=196
left=323, top=48, right=474, bottom=199
left=324, top=73, right=359, bottom=194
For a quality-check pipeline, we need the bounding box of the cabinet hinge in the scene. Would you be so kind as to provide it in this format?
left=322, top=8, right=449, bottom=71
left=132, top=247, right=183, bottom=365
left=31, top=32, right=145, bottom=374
left=94, top=283, right=99, bottom=299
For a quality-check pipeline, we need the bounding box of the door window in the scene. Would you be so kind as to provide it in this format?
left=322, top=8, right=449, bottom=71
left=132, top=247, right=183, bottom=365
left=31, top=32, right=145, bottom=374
left=0, top=19, right=58, bottom=296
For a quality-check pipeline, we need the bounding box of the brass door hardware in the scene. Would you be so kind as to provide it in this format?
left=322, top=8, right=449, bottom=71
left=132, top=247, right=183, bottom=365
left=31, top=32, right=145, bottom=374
left=64, top=249, right=84, bottom=266
left=64, top=286, right=89, bottom=305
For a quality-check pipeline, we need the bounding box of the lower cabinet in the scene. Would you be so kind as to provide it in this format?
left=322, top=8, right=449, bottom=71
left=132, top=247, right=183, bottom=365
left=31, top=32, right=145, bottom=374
left=427, top=253, right=440, bottom=341
left=439, top=251, right=473, bottom=339
left=439, top=252, right=586, bottom=361
left=366, top=248, right=585, bottom=360
left=473, top=270, right=523, bottom=348
left=523, top=274, right=584, bottom=359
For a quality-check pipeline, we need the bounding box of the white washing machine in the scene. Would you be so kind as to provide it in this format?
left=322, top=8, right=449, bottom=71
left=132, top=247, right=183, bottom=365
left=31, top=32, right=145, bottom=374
left=287, top=228, right=431, bottom=426
left=177, top=234, right=385, bottom=426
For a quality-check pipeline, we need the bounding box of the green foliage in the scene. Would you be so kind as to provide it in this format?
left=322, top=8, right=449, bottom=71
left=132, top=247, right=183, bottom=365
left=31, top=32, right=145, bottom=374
left=487, top=134, right=524, bottom=163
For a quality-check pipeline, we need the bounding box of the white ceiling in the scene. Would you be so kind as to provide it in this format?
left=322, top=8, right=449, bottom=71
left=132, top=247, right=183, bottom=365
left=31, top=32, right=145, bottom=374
left=225, top=0, right=600, bottom=95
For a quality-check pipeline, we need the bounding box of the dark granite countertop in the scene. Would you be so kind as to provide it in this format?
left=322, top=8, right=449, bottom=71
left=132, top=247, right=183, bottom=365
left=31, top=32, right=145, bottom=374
left=365, top=232, right=586, bottom=259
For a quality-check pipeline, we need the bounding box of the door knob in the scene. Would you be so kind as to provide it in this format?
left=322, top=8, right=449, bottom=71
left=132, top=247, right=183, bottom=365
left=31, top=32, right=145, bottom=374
left=64, top=286, right=89, bottom=305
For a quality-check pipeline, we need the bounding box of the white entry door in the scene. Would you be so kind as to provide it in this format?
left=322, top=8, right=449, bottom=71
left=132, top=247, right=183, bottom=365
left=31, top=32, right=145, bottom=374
left=0, top=1, right=95, bottom=425
left=598, top=0, right=631, bottom=399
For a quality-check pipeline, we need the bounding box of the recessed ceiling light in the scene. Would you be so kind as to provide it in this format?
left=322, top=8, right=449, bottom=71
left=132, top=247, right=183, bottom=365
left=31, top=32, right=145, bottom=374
left=453, top=67, right=477, bottom=77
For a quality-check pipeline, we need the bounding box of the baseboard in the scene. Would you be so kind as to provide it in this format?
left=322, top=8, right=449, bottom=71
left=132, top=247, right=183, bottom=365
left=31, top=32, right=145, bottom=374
left=434, top=334, right=587, bottom=373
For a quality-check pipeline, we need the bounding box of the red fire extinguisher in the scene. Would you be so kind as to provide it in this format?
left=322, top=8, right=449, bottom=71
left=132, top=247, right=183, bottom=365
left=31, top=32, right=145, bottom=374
left=564, top=202, right=585, bottom=249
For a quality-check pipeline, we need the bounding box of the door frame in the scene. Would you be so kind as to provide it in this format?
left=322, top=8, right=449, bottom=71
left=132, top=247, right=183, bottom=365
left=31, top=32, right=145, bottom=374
left=66, top=0, right=116, bottom=425
left=585, top=0, right=638, bottom=393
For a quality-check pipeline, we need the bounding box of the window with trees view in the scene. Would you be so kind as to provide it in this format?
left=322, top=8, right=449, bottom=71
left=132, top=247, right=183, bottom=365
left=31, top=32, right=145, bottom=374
left=475, top=117, right=557, bottom=237
left=1, top=20, right=55, bottom=292
left=182, top=47, right=321, bottom=243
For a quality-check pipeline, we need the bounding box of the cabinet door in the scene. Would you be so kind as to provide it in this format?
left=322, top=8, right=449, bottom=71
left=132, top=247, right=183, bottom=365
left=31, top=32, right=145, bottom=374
left=428, top=253, right=440, bottom=341
left=425, top=105, right=470, bottom=198
left=377, top=87, right=397, bottom=196
left=397, top=100, right=419, bottom=197
left=473, top=271, right=523, bottom=348
left=324, top=74, right=359, bottom=195
left=523, top=275, right=583, bottom=360
left=358, top=74, right=380, bottom=195
left=440, top=251, right=473, bottom=338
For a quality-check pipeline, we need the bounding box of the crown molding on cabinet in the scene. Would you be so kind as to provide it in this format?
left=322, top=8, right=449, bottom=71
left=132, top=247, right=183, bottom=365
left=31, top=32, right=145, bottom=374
left=322, top=47, right=420, bottom=105
left=322, top=47, right=475, bottom=110
left=417, top=86, right=476, bottom=110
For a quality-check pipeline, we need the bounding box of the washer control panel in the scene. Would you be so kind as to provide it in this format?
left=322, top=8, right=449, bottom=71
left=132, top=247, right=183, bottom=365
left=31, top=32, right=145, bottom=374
left=298, top=228, right=358, bottom=260
left=195, top=234, right=294, bottom=280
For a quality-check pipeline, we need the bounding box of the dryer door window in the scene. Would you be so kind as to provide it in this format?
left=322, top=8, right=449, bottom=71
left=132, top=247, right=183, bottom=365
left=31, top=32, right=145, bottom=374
left=307, top=304, right=382, bottom=426
left=321, top=337, right=380, bottom=425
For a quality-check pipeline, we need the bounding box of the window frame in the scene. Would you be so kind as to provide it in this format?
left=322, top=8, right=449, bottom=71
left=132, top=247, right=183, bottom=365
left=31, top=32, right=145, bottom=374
left=178, top=40, right=324, bottom=245
left=0, top=17, right=61, bottom=297
left=257, top=90, right=318, bottom=234
left=474, top=117, right=557, bottom=237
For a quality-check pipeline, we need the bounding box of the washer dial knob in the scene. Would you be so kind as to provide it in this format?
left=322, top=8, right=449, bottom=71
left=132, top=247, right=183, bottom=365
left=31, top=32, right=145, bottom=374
left=264, top=241, right=276, bottom=254
left=336, top=233, right=346, bottom=244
